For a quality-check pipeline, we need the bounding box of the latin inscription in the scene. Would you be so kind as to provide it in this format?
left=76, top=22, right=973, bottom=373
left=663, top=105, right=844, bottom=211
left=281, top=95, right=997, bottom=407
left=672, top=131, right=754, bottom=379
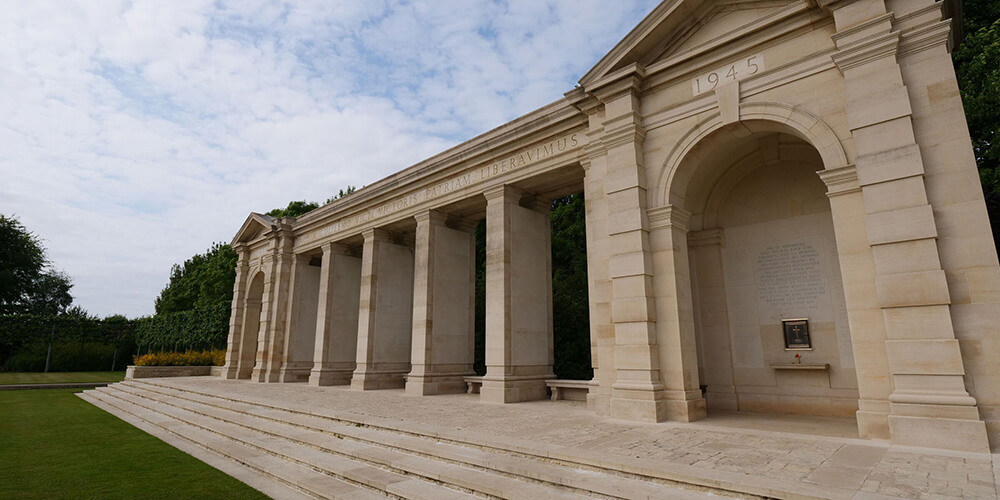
left=302, top=133, right=581, bottom=243
left=756, top=242, right=825, bottom=308
left=692, top=54, right=764, bottom=96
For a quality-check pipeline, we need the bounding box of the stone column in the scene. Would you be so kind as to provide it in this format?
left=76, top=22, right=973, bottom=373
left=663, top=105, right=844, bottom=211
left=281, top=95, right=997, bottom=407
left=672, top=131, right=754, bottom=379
left=406, top=210, right=476, bottom=395
left=587, top=66, right=670, bottom=422
left=481, top=185, right=555, bottom=403
left=252, top=220, right=295, bottom=383
left=221, top=244, right=249, bottom=379
left=309, top=243, right=362, bottom=386
left=648, top=206, right=706, bottom=421
left=278, top=254, right=321, bottom=383
left=352, top=228, right=415, bottom=390
left=685, top=228, right=736, bottom=411
left=827, top=0, right=988, bottom=452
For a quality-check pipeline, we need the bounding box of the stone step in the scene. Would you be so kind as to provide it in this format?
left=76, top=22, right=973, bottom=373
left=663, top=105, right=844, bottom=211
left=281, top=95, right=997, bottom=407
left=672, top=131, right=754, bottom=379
left=93, top=386, right=473, bottom=500
left=80, top=389, right=376, bottom=500
left=111, top=382, right=582, bottom=500
left=126, top=379, right=684, bottom=500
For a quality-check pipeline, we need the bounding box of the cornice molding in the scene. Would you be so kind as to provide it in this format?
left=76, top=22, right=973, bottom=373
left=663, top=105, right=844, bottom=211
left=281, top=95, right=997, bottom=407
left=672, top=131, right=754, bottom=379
left=687, top=228, right=725, bottom=248
left=818, top=165, right=861, bottom=197
left=832, top=31, right=900, bottom=73
left=647, top=205, right=691, bottom=231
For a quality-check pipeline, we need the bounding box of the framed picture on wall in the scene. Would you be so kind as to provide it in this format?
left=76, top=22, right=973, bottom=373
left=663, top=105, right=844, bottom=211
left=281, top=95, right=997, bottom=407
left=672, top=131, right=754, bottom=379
left=782, top=318, right=811, bottom=350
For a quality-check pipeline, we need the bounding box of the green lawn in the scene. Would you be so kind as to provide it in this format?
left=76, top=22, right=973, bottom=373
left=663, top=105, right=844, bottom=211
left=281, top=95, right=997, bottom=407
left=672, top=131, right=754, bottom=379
left=0, top=371, right=127, bottom=385
left=0, top=389, right=269, bottom=500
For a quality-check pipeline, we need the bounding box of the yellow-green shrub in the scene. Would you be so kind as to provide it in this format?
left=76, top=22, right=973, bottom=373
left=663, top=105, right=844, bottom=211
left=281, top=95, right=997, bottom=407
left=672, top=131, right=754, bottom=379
left=133, top=349, right=226, bottom=367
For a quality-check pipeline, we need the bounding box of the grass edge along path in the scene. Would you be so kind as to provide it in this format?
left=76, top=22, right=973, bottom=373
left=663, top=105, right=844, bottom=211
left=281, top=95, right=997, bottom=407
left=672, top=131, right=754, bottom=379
left=0, top=371, right=126, bottom=385
left=0, top=389, right=269, bottom=500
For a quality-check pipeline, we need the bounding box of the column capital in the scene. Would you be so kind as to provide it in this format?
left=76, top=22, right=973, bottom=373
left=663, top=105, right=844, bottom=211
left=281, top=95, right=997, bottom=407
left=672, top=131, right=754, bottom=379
left=319, top=241, right=351, bottom=256
left=483, top=185, right=523, bottom=204
left=449, top=216, right=479, bottom=233
left=585, top=63, right=645, bottom=104
left=360, top=227, right=391, bottom=243
left=414, top=209, right=448, bottom=226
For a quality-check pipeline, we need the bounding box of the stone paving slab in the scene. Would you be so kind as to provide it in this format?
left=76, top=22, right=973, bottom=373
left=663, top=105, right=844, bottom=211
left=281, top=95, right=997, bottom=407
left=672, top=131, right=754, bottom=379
left=141, top=377, right=1000, bottom=499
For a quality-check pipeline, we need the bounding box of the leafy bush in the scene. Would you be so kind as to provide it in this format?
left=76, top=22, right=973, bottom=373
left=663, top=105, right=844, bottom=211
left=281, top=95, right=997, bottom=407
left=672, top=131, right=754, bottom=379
left=133, top=349, right=226, bottom=367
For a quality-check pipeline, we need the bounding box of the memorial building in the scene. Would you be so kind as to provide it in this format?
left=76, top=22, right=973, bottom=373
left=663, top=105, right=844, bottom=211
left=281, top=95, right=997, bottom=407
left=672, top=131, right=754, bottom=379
left=221, top=0, right=1000, bottom=453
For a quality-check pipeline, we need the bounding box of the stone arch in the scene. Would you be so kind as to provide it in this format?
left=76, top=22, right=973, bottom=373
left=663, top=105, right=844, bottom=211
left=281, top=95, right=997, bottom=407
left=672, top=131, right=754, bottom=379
left=653, top=101, right=849, bottom=208
left=239, top=270, right=266, bottom=379
left=651, top=109, right=859, bottom=418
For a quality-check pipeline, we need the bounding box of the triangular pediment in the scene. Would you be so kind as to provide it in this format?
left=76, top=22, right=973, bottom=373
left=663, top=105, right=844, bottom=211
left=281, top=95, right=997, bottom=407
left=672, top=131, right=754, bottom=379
left=579, top=0, right=815, bottom=88
left=232, top=213, right=276, bottom=245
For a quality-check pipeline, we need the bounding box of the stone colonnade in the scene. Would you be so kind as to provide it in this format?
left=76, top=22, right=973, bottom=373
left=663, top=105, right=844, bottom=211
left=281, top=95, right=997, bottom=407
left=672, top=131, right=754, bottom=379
left=220, top=0, right=1000, bottom=453
left=222, top=188, right=555, bottom=405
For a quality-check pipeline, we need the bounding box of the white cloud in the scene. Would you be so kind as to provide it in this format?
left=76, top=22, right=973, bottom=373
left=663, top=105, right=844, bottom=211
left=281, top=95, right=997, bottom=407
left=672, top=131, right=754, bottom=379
left=0, top=0, right=659, bottom=317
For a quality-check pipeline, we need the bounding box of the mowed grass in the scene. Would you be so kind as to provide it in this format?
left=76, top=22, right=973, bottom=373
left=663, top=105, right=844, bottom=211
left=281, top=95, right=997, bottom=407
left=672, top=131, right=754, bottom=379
left=0, top=389, right=269, bottom=500
left=0, top=371, right=126, bottom=385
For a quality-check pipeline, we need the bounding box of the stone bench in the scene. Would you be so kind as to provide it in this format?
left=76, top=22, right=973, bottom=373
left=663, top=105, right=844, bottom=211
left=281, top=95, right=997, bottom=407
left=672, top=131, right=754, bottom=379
left=545, top=379, right=590, bottom=401
left=463, top=376, right=484, bottom=394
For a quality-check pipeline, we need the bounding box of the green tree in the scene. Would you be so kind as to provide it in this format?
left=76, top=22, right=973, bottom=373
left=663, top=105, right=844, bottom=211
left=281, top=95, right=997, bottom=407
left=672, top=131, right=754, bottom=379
left=0, top=215, right=73, bottom=315
left=266, top=200, right=320, bottom=218
left=324, top=185, right=358, bottom=204
left=550, top=194, right=592, bottom=380
left=155, top=243, right=237, bottom=314
left=954, top=0, right=1000, bottom=246
left=21, top=270, right=73, bottom=316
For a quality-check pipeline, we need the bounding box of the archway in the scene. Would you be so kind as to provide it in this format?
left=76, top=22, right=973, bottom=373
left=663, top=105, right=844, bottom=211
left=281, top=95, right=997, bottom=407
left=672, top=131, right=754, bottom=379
left=238, top=271, right=265, bottom=379
left=663, top=121, right=858, bottom=418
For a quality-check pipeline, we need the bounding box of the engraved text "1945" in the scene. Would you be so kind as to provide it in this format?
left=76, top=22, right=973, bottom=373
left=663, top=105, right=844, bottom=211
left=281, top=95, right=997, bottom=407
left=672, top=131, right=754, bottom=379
left=692, top=54, right=764, bottom=96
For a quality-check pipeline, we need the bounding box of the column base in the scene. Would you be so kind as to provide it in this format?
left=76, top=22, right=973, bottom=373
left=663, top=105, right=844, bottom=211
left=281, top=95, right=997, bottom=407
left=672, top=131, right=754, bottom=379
left=663, top=389, right=707, bottom=422
left=350, top=369, right=408, bottom=390
left=405, top=371, right=475, bottom=396
left=480, top=374, right=551, bottom=403
left=278, top=365, right=311, bottom=383
left=889, top=414, right=990, bottom=453
left=705, top=385, right=738, bottom=411
left=857, top=398, right=890, bottom=439
left=220, top=365, right=240, bottom=380
left=610, top=384, right=669, bottom=422
left=308, top=368, right=353, bottom=387
left=250, top=367, right=271, bottom=383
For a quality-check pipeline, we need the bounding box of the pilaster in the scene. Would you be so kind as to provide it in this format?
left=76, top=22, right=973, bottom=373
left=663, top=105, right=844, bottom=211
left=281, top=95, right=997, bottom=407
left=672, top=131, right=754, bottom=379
left=221, top=244, right=249, bottom=380
left=829, top=0, right=988, bottom=452
left=587, top=64, right=670, bottom=423
left=252, top=222, right=295, bottom=383
left=648, top=206, right=706, bottom=422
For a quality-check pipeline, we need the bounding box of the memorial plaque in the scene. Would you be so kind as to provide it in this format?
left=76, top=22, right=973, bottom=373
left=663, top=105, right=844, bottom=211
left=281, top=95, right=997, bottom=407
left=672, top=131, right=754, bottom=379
left=782, top=318, right=811, bottom=350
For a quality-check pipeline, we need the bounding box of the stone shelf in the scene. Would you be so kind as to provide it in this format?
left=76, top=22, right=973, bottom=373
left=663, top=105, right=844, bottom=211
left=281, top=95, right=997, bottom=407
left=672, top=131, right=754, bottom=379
left=770, top=363, right=830, bottom=370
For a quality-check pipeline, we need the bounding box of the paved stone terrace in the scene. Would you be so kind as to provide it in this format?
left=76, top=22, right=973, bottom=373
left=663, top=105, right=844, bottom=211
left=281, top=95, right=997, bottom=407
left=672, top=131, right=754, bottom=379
left=156, top=377, right=998, bottom=499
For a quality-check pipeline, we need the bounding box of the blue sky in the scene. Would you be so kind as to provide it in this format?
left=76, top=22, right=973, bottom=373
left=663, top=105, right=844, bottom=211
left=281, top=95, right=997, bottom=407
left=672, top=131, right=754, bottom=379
left=0, top=0, right=660, bottom=317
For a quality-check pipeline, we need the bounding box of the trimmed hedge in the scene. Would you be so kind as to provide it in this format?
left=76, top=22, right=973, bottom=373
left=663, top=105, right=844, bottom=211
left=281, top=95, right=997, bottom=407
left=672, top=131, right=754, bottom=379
left=133, top=349, right=225, bottom=367
left=0, top=314, right=136, bottom=372
left=134, top=303, right=229, bottom=352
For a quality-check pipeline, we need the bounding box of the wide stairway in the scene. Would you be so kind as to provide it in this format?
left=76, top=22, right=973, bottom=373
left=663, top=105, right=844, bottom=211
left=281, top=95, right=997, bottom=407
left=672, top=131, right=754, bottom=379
left=79, top=379, right=734, bottom=499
